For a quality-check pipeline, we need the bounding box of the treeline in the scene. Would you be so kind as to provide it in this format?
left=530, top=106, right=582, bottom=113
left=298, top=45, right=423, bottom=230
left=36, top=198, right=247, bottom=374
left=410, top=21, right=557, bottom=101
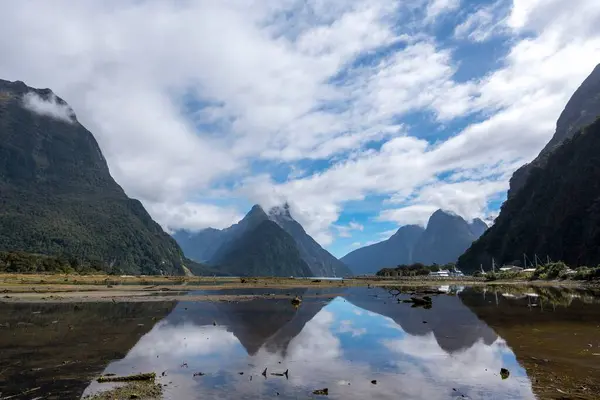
left=479, top=262, right=600, bottom=282
left=0, top=251, right=108, bottom=275
left=376, top=263, right=456, bottom=277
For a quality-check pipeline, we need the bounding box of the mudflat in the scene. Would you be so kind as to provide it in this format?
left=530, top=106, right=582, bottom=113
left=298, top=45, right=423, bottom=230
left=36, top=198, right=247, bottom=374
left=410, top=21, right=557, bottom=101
left=0, top=273, right=595, bottom=303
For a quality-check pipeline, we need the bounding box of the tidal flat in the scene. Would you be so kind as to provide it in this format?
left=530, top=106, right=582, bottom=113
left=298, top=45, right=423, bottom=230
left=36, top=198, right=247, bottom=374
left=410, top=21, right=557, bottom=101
left=0, top=283, right=599, bottom=399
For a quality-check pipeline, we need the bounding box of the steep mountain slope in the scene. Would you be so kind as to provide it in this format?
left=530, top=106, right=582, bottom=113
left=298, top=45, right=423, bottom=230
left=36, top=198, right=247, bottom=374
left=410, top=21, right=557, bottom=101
left=459, top=116, right=600, bottom=272
left=413, top=210, right=486, bottom=266
left=509, top=63, right=600, bottom=197
left=341, top=225, right=424, bottom=275
left=268, top=204, right=352, bottom=277
left=173, top=203, right=352, bottom=277
left=216, top=220, right=313, bottom=277
left=0, top=79, right=188, bottom=275
left=468, top=218, right=488, bottom=238
left=172, top=228, right=225, bottom=263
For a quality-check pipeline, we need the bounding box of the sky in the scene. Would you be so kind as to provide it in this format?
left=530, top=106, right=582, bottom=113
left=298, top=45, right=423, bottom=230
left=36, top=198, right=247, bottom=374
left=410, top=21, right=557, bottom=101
left=0, top=0, right=599, bottom=257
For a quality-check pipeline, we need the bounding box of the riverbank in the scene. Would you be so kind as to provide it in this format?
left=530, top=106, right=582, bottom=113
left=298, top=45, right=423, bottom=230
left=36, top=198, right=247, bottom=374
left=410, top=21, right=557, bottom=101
left=0, top=273, right=597, bottom=303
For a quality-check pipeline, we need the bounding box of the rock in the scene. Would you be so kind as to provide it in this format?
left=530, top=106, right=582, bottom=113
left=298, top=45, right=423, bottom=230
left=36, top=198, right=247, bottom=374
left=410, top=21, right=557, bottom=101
left=313, top=388, right=329, bottom=395
left=371, top=380, right=377, bottom=385
left=500, top=368, right=510, bottom=380
left=291, top=296, right=302, bottom=307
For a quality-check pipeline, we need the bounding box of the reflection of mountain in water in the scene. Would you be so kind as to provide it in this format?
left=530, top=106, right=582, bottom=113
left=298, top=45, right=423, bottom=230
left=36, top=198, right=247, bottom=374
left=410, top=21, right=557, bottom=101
left=0, top=302, right=175, bottom=400
left=162, top=288, right=334, bottom=355
left=81, top=287, right=536, bottom=400
left=344, top=287, right=497, bottom=353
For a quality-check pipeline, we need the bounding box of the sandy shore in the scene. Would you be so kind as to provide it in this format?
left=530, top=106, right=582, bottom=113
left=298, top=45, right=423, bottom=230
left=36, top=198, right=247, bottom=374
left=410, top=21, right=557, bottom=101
left=0, top=273, right=593, bottom=303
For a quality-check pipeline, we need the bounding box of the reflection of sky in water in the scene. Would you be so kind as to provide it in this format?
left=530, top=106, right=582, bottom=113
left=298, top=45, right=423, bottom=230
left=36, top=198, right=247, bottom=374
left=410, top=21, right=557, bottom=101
left=82, top=296, right=535, bottom=400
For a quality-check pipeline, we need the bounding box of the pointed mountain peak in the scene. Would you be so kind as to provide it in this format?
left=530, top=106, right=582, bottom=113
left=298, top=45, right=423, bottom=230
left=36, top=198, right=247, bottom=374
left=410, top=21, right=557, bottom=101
left=245, top=204, right=267, bottom=219
left=391, top=224, right=424, bottom=238
left=429, top=209, right=463, bottom=224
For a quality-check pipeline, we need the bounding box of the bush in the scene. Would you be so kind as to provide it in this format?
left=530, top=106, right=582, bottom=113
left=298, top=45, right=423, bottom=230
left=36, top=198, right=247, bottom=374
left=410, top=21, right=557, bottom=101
left=532, top=262, right=569, bottom=280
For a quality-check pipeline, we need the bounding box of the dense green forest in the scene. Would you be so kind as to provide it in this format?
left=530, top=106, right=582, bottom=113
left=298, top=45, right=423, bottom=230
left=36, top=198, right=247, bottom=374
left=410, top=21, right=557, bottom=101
left=0, top=251, right=105, bottom=274
left=0, top=79, right=189, bottom=275
left=376, top=263, right=456, bottom=277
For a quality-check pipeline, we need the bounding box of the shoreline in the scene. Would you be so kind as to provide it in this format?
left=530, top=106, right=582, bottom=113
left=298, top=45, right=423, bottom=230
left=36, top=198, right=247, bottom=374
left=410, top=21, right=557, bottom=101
left=0, top=273, right=597, bottom=303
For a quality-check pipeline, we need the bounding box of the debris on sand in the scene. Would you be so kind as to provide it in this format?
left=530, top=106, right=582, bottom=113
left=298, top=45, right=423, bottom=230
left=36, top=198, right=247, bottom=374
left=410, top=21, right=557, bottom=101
left=291, top=296, right=302, bottom=307
left=500, top=368, right=510, bottom=380
left=400, top=296, right=433, bottom=308
left=193, top=372, right=205, bottom=377
left=97, top=372, right=156, bottom=383
left=262, top=368, right=268, bottom=377
left=313, top=388, right=329, bottom=395
left=270, top=369, right=289, bottom=379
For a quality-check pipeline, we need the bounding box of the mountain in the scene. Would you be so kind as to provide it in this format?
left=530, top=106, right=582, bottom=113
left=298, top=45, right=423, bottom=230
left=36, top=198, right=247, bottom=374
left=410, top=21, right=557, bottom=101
left=0, top=79, right=190, bottom=275
left=341, top=210, right=486, bottom=274
left=509, top=63, right=600, bottom=198
left=413, top=210, right=487, bottom=266
left=173, top=203, right=352, bottom=277
left=267, top=203, right=352, bottom=277
left=459, top=116, right=600, bottom=272
left=459, top=65, right=600, bottom=272
left=215, top=219, right=313, bottom=277
left=172, top=228, right=225, bottom=263
left=468, top=218, right=488, bottom=237
left=340, top=225, right=424, bottom=275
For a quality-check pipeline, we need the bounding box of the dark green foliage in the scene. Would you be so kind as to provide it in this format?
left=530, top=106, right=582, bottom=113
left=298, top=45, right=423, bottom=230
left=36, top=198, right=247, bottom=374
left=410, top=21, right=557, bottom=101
left=0, top=251, right=104, bottom=274
left=217, top=220, right=314, bottom=277
left=531, top=262, right=569, bottom=280
left=376, top=263, right=455, bottom=277
left=572, top=266, right=600, bottom=281
left=459, top=117, right=600, bottom=273
left=0, top=79, right=188, bottom=275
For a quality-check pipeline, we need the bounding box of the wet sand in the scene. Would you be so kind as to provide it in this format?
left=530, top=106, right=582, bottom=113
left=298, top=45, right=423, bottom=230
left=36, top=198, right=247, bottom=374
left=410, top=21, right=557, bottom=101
left=0, top=273, right=594, bottom=303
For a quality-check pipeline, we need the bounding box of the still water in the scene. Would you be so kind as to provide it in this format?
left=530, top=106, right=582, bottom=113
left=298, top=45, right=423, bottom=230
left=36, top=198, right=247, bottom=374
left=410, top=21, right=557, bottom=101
left=0, top=286, right=599, bottom=399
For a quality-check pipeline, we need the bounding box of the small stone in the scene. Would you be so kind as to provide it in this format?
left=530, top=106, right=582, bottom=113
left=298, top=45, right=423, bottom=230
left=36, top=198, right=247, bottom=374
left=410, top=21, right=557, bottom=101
left=500, top=368, right=510, bottom=380
left=371, top=380, right=377, bottom=385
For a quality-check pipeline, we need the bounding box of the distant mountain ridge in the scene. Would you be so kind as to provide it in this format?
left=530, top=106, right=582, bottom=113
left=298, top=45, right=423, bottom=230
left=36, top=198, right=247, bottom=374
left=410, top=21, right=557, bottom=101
left=0, top=79, right=202, bottom=275
left=341, top=210, right=487, bottom=275
left=174, top=203, right=352, bottom=277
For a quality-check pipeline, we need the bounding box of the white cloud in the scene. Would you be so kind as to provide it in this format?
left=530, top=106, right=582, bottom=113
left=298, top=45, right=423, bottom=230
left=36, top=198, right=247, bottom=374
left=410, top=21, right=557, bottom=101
left=22, top=92, right=74, bottom=123
left=425, top=0, right=461, bottom=22
left=334, top=221, right=364, bottom=238
left=1, top=0, right=600, bottom=248
left=147, top=201, right=244, bottom=232
left=454, top=1, right=509, bottom=42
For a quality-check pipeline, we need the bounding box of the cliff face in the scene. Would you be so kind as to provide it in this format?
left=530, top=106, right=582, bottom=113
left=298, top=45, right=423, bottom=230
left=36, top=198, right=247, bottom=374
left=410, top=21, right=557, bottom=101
left=459, top=117, right=600, bottom=271
left=508, top=63, right=600, bottom=197
left=0, top=79, right=187, bottom=275
left=413, top=210, right=486, bottom=266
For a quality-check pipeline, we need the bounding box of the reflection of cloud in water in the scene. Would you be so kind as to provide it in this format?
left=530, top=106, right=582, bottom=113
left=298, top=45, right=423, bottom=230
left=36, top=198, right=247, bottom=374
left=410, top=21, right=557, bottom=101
left=338, top=319, right=367, bottom=337
left=82, top=295, right=535, bottom=399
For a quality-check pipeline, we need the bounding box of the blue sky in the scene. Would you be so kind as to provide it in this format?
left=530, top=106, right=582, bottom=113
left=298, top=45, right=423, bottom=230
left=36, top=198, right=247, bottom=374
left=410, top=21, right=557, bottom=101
left=1, top=0, right=600, bottom=257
